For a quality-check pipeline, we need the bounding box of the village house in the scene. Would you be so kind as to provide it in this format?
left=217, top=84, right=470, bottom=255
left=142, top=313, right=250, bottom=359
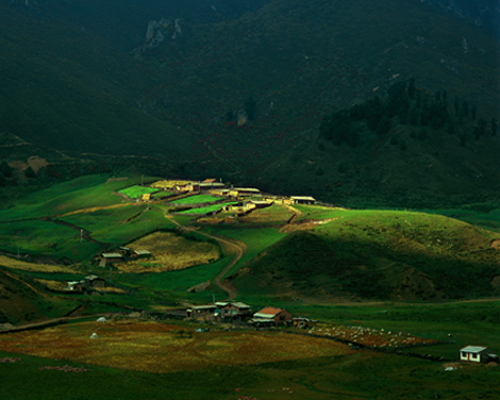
left=85, top=275, right=106, bottom=289
left=460, top=346, right=498, bottom=363
left=133, top=249, right=151, bottom=258
left=185, top=304, right=217, bottom=320
left=215, top=302, right=252, bottom=322
left=67, top=281, right=87, bottom=292
left=285, top=196, right=316, bottom=205
left=250, top=307, right=293, bottom=326
left=229, top=187, right=261, bottom=198
left=250, top=200, right=272, bottom=209
left=100, top=252, right=123, bottom=267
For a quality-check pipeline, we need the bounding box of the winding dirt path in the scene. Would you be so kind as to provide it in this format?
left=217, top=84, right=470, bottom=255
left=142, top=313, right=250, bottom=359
left=166, top=215, right=246, bottom=300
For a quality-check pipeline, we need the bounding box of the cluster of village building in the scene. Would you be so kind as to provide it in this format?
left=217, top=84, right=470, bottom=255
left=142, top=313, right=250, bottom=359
left=186, top=301, right=315, bottom=328
left=150, top=178, right=317, bottom=206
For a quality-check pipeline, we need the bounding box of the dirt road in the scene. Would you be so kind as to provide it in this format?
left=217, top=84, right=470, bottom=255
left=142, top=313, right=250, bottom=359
left=166, top=215, right=246, bottom=300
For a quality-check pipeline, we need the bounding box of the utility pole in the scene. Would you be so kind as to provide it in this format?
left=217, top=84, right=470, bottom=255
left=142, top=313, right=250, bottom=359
left=80, top=229, right=83, bottom=243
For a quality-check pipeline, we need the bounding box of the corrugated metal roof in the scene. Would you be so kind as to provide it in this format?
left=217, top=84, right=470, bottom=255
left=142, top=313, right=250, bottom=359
left=460, top=345, right=488, bottom=353
left=291, top=196, right=316, bottom=201
left=231, top=302, right=251, bottom=309
left=255, top=307, right=283, bottom=317
left=192, top=305, right=217, bottom=310
left=102, top=253, right=123, bottom=258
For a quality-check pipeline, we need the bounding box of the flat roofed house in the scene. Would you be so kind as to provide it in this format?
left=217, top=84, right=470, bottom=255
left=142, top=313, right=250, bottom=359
left=67, top=281, right=86, bottom=292
left=215, top=302, right=252, bottom=321
left=229, top=188, right=261, bottom=198
left=100, top=252, right=123, bottom=267
left=186, top=304, right=217, bottom=320
left=290, top=196, right=316, bottom=205
left=251, top=307, right=292, bottom=326
left=85, top=275, right=106, bottom=288
left=134, top=250, right=151, bottom=258
left=101, top=253, right=123, bottom=262
left=460, top=346, right=496, bottom=363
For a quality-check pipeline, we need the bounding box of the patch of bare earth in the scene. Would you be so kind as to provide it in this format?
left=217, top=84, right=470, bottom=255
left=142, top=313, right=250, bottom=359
left=280, top=217, right=341, bottom=233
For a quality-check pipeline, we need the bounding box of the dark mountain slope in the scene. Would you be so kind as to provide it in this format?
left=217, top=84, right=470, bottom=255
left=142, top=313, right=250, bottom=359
left=10, top=0, right=273, bottom=50
left=0, top=4, right=192, bottom=158
left=133, top=0, right=499, bottom=204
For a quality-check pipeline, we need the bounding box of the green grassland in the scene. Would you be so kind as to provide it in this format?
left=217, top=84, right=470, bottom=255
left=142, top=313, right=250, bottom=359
left=0, top=175, right=147, bottom=221
left=62, top=204, right=176, bottom=246
left=233, top=209, right=500, bottom=301
left=176, top=203, right=237, bottom=215
left=169, top=194, right=222, bottom=205
left=0, top=176, right=500, bottom=399
left=0, top=219, right=102, bottom=261
left=117, top=185, right=159, bottom=199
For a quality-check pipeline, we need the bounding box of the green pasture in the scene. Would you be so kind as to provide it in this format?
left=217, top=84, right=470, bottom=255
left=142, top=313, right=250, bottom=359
left=169, top=194, right=222, bottom=205
left=424, top=207, right=500, bottom=234
left=238, top=203, right=294, bottom=225
left=151, top=190, right=173, bottom=199
left=0, top=351, right=262, bottom=400
left=232, top=208, right=500, bottom=301
left=0, top=175, right=158, bottom=221
left=61, top=204, right=176, bottom=247
left=294, top=204, right=350, bottom=221
left=1, top=316, right=499, bottom=400
left=117, top=257, right=229, bottom=302
left=204, top=226, right=287, bottom=279
left=0, top=219, right=102, bottom=261
left=117, top=185, right=158, bottom=199
left=176, top=203, right=236, bottom=215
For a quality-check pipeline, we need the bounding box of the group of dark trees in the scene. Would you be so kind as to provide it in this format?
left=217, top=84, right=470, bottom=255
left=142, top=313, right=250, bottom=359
left=320, top=78, right=497, bottom=148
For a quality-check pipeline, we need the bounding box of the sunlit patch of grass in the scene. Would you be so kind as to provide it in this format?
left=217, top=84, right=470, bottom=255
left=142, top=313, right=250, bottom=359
left=0, top=256, right=76, bottom=273
left=117, top=185, right=158, bottom=199
left=169, top=194, right=222, bottom=205
left=118, top=231, right=220, bottom=273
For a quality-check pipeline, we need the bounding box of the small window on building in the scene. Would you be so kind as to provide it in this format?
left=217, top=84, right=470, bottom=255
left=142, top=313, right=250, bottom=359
left=280, top=315, right=285, bottom=320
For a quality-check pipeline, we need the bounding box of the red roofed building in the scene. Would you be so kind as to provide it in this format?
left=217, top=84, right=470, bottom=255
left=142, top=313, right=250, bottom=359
left=251, top=307, right=292, bottom=326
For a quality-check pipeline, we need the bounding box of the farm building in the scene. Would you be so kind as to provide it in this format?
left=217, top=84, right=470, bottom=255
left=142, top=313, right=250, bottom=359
left=250, top=200, right=272, bottom=209
left=209, top=188, right=230, bottom=196
left=251, top=307, right=293, bottom=326
left=134, top=250, right=151, bottom=258
left=215, top=302, right=252, bottom=321
left=229, top=188, right=261, bottom=198
left=285, top=196, right=316, bottom=205
left=200, top=182, right=225, bottom=191
left=99, top=252, right=123, bottom=267
left=67, top=281, right=86, bottom=292
left=223, top=202, right=253, bottom=215
left=85, top=275, right=106, bottom=288
left=186, top=304, right=217, bottom=320
left=460, top=346, right=498, bottom=363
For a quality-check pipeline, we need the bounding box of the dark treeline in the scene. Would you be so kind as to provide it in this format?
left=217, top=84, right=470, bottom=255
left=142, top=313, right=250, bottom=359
left=319, top=78, right=497, bottom=148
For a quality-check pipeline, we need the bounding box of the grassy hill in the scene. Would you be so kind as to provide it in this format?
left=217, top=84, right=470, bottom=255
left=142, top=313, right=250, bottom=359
left=233, top=209, right=500, bottom=301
